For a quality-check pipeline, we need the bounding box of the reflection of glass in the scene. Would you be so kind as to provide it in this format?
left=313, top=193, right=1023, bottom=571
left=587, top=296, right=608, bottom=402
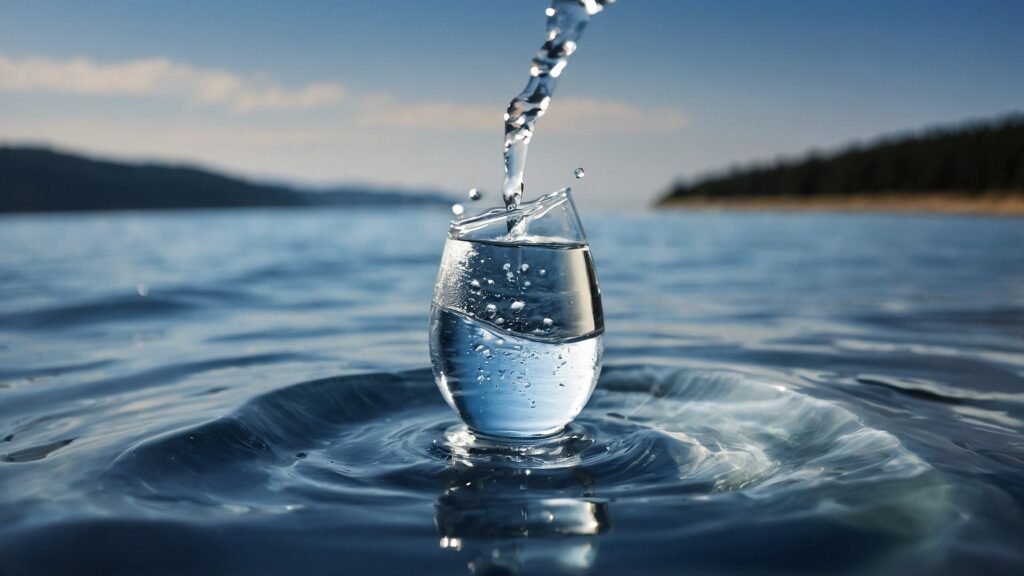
left=429, top=189, right=605, bottom=438
left=434, top=426, right=611, bottom=574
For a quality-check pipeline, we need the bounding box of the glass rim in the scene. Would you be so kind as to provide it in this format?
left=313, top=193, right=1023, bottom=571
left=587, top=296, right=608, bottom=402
left=449, top=187, right=576, bottom=236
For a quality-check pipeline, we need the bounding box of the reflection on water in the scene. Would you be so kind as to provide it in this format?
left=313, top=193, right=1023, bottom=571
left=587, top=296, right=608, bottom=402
left=435, top=425, right=610, bottom=573
left=53, top=366, right=950, bottom=576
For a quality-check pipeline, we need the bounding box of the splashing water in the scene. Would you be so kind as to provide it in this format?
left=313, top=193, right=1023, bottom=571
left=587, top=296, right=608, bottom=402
left=502, top=0, right=613, bottom=211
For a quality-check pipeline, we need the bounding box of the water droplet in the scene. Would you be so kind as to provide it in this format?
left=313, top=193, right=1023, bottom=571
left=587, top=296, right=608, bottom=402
left=574, top=167, right=585, bottom=179
left=510, top=300, right=525, bottom=311
left=544, top=7, right=556, bottom=16
left=542, top=318, right=553, bottom=327
left=474, top=344, right=486, bottom=352
left=520, top=263, right=530, bottom=272
left=136, top=283, right=149, bottom=297
left=485, top=303, right=497, bottom=314
left=539, top=269, right=547, bottom=276
left=451, top=203, right=465, bottom=216
left=468, top=188, right=482, bottom=201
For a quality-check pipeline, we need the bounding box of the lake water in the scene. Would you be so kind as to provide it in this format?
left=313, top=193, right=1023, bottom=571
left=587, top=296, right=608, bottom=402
left=1, top=208, right=1022, bottom=575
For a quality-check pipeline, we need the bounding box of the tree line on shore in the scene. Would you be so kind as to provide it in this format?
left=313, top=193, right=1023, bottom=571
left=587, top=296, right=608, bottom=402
left=659, top=115, right=1024, bottom=204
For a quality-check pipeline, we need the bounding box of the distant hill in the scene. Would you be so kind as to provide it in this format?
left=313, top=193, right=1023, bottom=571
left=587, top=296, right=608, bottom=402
left=658, top=116, right=1024, bottom=211
left=0, top=146, right=453, bottom=213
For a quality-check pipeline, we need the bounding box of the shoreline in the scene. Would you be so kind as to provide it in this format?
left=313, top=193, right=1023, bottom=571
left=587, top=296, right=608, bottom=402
left=656, top=194, right=1024, bottom=216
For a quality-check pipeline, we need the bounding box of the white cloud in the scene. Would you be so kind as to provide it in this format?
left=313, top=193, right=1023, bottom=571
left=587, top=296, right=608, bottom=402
left=357, top=94, right=498, bottom=131
left=231, top=83, right=345, bottom=113
left=0, top=117, right=333, bottom=155
left=357, top=94, right=686, bottom=135
left=547, top=97, right=688, bottom=134
left=0, top=54, right=683, bottom=131
left=0, top=54, right=345, bottom=112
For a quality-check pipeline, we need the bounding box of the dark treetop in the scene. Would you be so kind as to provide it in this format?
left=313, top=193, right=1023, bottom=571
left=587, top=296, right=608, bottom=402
left=0, top=146, right=451, bottom=213
left=658, top=115, right=1024, bottom=204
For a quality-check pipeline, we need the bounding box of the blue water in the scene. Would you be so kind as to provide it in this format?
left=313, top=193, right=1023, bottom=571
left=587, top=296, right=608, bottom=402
left=1, top=208, right=1023, bottom=575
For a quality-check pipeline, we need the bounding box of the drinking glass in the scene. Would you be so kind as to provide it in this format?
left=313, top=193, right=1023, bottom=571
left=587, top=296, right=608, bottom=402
left=429, top=188, right=604, bottom=438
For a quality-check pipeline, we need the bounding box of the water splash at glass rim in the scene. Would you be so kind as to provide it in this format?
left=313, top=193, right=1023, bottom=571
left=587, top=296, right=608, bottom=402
left=449, top=187, right=588, bottom=246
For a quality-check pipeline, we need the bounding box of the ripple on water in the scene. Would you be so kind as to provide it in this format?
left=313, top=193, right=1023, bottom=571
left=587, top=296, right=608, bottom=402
left=97, top=366, right=949, bottom=573
left=1, top=438, right=74, bottom=463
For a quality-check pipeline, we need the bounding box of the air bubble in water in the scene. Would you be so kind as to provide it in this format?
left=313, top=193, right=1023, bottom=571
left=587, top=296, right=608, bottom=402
left=451, top=203, right=465, bottom=217
left=510, top=301, right=525, bottom=311
left=502, top=263, right=511, bottom=271
left=496, top=318, right=505, bottom=325
left=486, top=303, right=497, bottom=314
left=469, top=279, right=481, bottom=289
left=468, top=188, right=482, bottom=201
left=539, top=269, right=547, bottom=276
left=543, top=317, right=553, bottom=327
left=574, top=167, right=585, bottom=179
left=520, top=263, right=530, bottom=272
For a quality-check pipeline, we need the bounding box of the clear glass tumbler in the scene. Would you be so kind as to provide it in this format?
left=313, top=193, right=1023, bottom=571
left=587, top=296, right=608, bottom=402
left=429, top=188, right=604, bottom=438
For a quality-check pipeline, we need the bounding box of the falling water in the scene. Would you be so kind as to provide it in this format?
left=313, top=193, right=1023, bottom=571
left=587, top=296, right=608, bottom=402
left=501, top=0, right=613, bottom=211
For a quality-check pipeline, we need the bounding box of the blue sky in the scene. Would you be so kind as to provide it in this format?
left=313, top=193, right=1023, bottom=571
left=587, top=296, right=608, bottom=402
left=2, top=1, right=1022, bottom=209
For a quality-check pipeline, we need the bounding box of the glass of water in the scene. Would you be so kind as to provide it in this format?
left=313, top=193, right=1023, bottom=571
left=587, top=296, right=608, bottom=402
left=429, top=188, right=604, bottom=438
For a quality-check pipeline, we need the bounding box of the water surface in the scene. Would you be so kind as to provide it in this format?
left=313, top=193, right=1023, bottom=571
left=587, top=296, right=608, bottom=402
left=1, top=209, right=1022, bottom=575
